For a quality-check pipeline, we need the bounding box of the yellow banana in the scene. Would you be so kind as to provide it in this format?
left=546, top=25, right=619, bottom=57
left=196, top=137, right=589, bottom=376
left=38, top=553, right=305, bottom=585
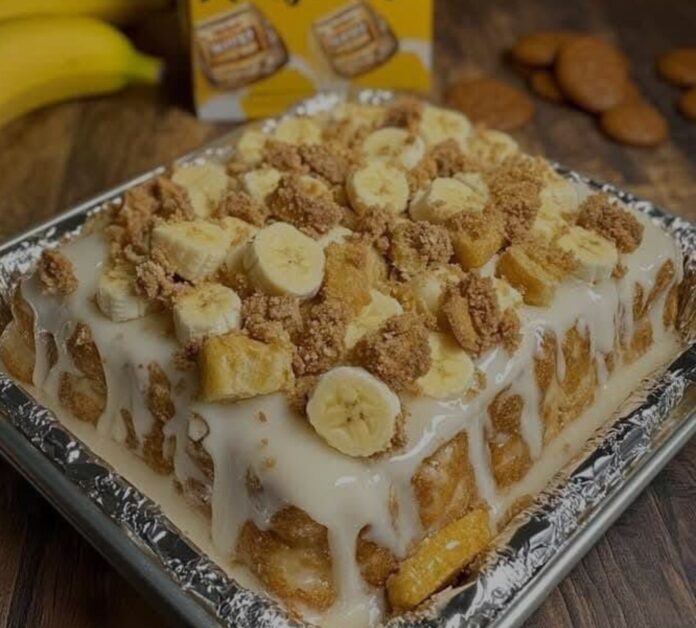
left=0, top=16, right=162, bottom=128
left=0, top=0, right=170, bottom=24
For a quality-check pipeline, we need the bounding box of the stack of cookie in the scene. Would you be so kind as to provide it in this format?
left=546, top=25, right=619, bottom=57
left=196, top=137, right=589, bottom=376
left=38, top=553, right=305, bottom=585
left=657, top=48, right=696, bottom=121
left=511, top=31, right=668, bottom=148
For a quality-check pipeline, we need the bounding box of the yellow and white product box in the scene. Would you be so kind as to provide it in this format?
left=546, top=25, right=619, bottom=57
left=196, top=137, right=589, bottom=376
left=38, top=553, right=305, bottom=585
left=185, top=0, right=433, bottom=121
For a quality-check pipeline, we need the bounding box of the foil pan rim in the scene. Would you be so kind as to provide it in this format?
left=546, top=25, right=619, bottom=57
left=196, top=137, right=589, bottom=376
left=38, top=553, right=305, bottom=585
left=0, top=90, right=694, bottom=628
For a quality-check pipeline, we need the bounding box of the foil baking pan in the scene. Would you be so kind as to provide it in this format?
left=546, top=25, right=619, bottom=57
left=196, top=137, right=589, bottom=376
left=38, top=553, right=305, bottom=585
left=0, top=91, right=694, bottom=628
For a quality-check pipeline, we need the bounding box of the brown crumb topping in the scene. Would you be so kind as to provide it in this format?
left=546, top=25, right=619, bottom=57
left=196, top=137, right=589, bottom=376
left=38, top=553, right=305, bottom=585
left=446, top=204, right=503, bottom=239
left=267, top=175, right=342, bottom=237
left=173, top=341, right=200, bottom=370
left=216, top=190, right=267, bottom=226
left=352, top=205, right=393, bottom=249
left=430, top=139, right=481, bottom=177
left=154, top=176, right=195, bottom=220
left=353, top=313, right=431, bottom=391
left=262, top=139, right=308, bottom=173
left=38, top=249, right=78, bottom=296
left=577, top=193, right=644, bottom=253
left=488, top=155, right=546, bottom=242
left=134, top=259, right=187, bottom=307
left=242, top=294, right=302, bottom=337
left=387, top=221, right=453, bottom=277
left=298, top=142, right=352, bottom=185
left=443, top=273, right=520, bottom=356
left=383, top=99, right=423, bottom=132
left=293, top=300, right=350, bottom=376
left=408, top=156, right=438, bottom=193
left=288, top=375, right=317, bottom=416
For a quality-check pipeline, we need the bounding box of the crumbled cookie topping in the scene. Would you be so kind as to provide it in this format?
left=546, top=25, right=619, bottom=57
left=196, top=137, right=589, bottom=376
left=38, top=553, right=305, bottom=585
left=298, top=142, right=353, bottom=185
left=442, top=273, right=520, bottom=356
left=262, top=139, right=308, bottom=173
left=387, top=221, right=453, bottom=277
left=293, top=300, right=350, bottom=376
left=216, top=190, right=267, bottom=226
left=38, top=249, right=78, bottom=296
left=383, top=99, right=423, bottom=132
left=288, top=375, right=317, bottom=416
left=577, top=193, right=644, bottom=253
left=429, top=139, right=480, bottom=177
left=353, top=313, right=431, bottom=391
left=488, top=155, right=546, bottom=241
left=242, top=294, right=302, bottom=337
left=267, top=175, right=342, bottom=237
left=135, top=259, right=187, bottom=307
left=446, top=204, right=503, bottom=239
left=154, top=176, right=195, bottom=220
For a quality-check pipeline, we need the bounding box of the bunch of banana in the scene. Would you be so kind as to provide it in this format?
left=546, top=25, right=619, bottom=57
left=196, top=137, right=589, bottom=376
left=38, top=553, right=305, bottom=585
left=0, top=0, right=170, bottom=25
left=0, top=14, right=163, bottom=128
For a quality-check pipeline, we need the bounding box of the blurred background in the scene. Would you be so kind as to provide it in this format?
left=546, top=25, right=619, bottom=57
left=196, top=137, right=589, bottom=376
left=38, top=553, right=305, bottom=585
left=0, top=1, right=694, bottom=627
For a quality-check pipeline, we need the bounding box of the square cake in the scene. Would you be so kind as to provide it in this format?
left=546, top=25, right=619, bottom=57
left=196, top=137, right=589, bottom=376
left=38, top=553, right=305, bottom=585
left=0, top=97, right=684, bottom=626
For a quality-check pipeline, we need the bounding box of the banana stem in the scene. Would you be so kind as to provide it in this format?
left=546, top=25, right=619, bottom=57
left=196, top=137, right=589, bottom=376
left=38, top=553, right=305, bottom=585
left=128, top=53, right=163, bottom=84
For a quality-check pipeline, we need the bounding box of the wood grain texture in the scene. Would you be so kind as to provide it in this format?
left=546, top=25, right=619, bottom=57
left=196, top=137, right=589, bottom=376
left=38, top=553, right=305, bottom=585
left=0, top=1, right=694, bottom=626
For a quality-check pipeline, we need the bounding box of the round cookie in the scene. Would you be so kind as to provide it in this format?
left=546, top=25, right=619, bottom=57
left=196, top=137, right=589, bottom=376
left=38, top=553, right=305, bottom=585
left=619, top=79, right=644, bottom=105
left=555, top=37, right=628, bottom=113
left=511, top=31, right=576, bottom=67
left=657, top=48, right=696, bottom=87
left=445, top=78, right=534, bottom=131
left=599, top=103, right=668, bottom=147
left=678, top=88, right=696, bottom=120
left=529, top=70, right=566, bottom=103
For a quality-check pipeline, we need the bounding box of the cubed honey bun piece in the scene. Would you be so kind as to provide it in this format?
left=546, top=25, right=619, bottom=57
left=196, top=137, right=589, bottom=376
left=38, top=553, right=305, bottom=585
left=243, top=222, right=325, bottom=299
left=362, top=127, right=426, bottom=170
left=410, top=176, right=488, bottom=224
left=96, top=263, right=148, bottom=322
left=199, top=331, right=293, bottom=402
left=171, top=162, right=230, bottom=218
left=307, top=366, right=401, bottom=457
left=151, top=220, right=229, bottom=281
left=173, top=283, right=242, bottom=345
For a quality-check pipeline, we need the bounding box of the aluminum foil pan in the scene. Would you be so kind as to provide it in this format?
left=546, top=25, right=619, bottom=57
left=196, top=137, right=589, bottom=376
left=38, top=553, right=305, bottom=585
left=0, top=91, right=694, bottom=628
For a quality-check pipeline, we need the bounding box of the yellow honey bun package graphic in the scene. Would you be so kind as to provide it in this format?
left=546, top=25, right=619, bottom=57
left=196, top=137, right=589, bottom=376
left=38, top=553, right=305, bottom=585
left=185, top=0, right=433, bottom=120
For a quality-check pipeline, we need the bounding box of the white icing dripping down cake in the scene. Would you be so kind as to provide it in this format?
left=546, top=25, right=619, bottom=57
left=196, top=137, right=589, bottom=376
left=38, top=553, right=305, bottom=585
left=0, top=99, right=684, bottom=626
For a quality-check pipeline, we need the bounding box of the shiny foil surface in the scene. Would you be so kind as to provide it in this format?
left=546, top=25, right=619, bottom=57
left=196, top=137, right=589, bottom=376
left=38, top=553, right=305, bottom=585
left=0, top=91, right=694, bottom=628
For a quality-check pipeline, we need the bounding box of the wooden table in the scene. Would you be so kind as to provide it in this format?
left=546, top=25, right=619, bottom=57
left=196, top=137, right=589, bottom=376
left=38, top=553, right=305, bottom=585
left=0, top=0, right=694, bottom=626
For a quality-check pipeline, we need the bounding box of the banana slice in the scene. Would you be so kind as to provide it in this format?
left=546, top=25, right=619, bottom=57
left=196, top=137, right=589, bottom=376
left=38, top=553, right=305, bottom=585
left=466, top=128, right=519, bottom=169
left=173, top=283, right=242, bottom=344
left=410, top=176, right=487, bottom=224
left=307, top=366, right=401, bottom=457
left=347, top=162, right=409, bottom=214
left=540, top=177, right=579, bottom=213
left=318, top=226, right=354, bottom=249
left=244, top=222, right=325, bottom=298
left=556, top=225, right=618, bottom=283
left=362, top=127, right=425, bottom=170
left=96, top=263, right=148, bottom=322
left=345, top=289, right=404, bottom=349
left=171, top=162, right=230, bottom=218
left=331, top=102, right=385, bottom=129
left=151, top=220, right=229, bottom=281
left=531, top=201, right=569, bottom=240
left=418, top=105, right=472, bottom=149
left=236, top=128, right=268, bottom=165
left=242, top=168, right=282, bottom=206
left=492, top=277, right=523, bottom=311
left=273, top=117, right=322, bottom=145
left=417, top=332, right=475, bottom=399
left=219, top=216, right=258, bottom=273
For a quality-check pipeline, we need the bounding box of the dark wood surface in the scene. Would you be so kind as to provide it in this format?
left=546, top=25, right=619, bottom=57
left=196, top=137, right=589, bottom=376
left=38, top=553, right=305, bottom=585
left=0, top=1, right=694, bottom=626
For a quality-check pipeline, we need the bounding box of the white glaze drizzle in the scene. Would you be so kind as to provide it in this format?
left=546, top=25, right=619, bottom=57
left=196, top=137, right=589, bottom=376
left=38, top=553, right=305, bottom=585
left=20, top=184, right=683, bottom=627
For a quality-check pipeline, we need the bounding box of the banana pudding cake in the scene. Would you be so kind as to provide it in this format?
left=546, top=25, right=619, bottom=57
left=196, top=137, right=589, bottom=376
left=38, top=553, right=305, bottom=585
left=0, top=98, right=684, bottom=626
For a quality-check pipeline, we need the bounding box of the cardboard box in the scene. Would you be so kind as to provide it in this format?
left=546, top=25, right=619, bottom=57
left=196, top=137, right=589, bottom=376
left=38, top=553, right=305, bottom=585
left=185, top=0, right=433, bottom=120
